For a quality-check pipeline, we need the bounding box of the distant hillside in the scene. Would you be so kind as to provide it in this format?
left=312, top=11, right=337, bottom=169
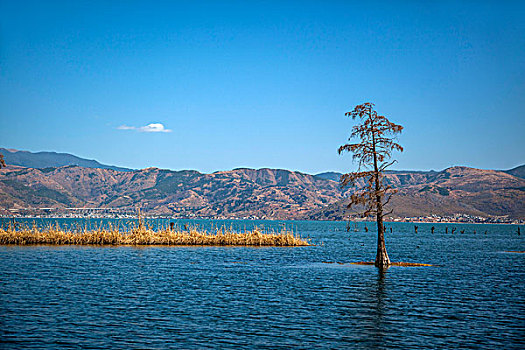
left=0, top=165, right=523, bottom=220
left=315, top=169, right=434, bottom=182
left=0, top=166, right=341, bottom=219
left=0, top=148, right=131, bottom=172
left=504, top=165, right=525, bottom=179
left=308, top=166, right=525, bottom=220
left=314, top=172, right=342, bottom=182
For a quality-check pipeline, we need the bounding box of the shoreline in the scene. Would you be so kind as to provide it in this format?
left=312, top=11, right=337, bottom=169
left=1, top=216, right=523, bottom=225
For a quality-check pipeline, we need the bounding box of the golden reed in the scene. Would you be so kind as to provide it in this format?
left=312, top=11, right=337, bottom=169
left=0, top=225, right=309, bottom=246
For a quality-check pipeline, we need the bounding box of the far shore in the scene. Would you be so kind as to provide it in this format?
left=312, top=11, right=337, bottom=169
left=1, top=215, right=523, bottom=225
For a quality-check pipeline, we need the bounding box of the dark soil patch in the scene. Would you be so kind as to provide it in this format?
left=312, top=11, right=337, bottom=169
left=351, top=261, right=435, bottom=267
left=321, top=261, right=435, bottom=267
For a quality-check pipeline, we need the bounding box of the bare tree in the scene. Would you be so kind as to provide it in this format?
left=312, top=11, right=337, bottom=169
left=338, top=102, right=403, bottom=269
left=0, top=154, right=5, bottom=169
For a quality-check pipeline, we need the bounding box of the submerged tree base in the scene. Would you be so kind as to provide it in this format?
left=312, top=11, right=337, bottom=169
left=0, top=227, right=309, bottom=247
left=322, top=261, right=434, bottom=267
left=350, top=261, right=435, bottom=267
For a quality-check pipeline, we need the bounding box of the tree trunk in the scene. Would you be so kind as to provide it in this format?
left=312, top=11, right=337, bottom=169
left=374, top=203, right=391, bottom=269
left=370, top=108, right=391, bottom=269
left=374, top=171, right=390, bottom=269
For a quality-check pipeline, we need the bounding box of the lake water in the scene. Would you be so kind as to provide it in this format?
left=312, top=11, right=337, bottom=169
left=1, top=219, right=524, bottom=349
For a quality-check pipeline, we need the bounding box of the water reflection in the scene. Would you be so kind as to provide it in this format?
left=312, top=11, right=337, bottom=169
left=356, top=268, right=389, bottom=349
left=370, top=269, right=388, bottom=348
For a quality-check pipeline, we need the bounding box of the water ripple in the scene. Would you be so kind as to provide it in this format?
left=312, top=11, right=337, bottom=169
left=1, top=220, right=524, bottom=349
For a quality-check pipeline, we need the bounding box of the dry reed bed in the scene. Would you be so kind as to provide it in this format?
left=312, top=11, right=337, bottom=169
left=0, top=226, right=310, bottom=246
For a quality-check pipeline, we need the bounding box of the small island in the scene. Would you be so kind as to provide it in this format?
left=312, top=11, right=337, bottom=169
left=0, top=225, right=309, bottom=247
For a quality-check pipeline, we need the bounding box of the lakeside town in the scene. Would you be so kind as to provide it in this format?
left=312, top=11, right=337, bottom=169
left=1, top=207, right=522, bottom=225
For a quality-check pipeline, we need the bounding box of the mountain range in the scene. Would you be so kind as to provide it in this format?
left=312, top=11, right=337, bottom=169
left=0, top=148, right=131, bottom=172
left=0, top=148, right=524, bottom=220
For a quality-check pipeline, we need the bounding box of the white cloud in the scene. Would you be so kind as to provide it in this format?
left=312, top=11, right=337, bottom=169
left=139, top=123, right=172, bottom=133
left=117, top=123, right=172, bottom=133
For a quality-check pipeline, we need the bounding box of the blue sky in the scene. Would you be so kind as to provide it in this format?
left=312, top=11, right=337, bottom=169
left=1, top=0, right=524, bottom=173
